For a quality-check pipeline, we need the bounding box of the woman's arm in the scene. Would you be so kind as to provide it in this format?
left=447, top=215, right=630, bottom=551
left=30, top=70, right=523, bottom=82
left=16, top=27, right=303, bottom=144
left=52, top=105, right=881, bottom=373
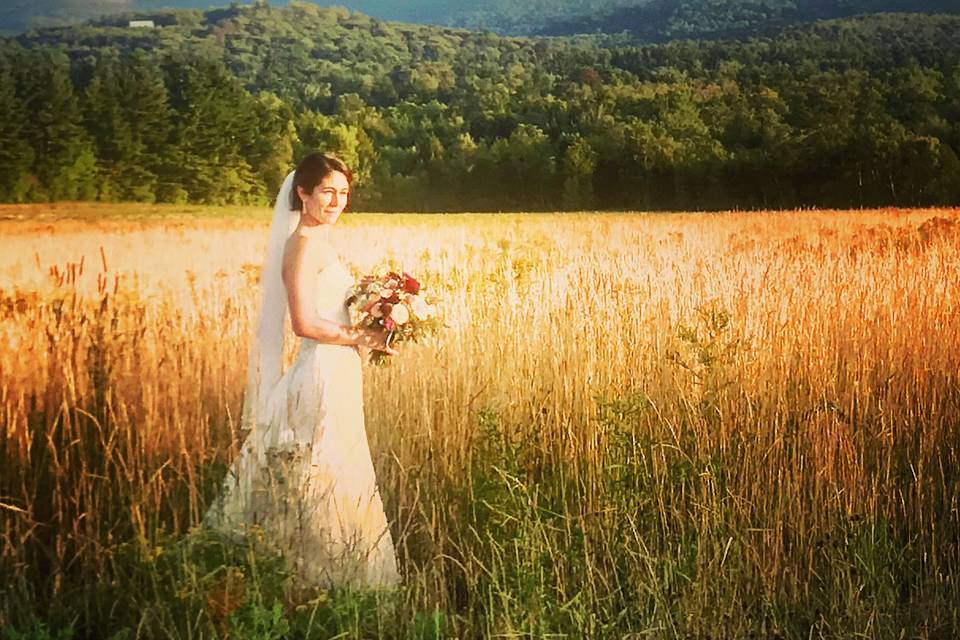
left=282, top=233, right=398, bottom=353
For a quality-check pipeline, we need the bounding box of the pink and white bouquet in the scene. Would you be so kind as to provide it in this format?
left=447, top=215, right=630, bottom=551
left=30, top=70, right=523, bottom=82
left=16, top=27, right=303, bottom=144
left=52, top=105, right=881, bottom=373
left=346, top=271, right=443, bottom=365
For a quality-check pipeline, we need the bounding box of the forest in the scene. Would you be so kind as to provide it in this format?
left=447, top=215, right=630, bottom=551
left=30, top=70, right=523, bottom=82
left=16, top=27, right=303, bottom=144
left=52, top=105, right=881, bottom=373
left=1, top=3, right=959, bottom=211
left=538, top=0, right=960, bottom=39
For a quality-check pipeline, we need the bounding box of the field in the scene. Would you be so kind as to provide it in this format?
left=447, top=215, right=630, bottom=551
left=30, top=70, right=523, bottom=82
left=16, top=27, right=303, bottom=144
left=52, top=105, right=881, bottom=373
left=1, top=203, right=959, bottom=639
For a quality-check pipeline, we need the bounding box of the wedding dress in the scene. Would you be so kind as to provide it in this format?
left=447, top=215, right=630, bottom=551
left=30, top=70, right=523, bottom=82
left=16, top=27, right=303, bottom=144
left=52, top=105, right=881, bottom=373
left=203, top=172, right=401, bottom=592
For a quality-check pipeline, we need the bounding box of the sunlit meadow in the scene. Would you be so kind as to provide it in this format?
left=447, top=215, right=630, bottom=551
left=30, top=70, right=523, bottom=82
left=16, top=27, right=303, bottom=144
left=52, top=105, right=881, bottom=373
left=1, top=203, right=958, bottom=639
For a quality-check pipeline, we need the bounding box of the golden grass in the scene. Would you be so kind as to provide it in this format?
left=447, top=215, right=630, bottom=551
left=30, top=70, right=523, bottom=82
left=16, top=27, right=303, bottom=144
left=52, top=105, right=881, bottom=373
left=1, top=205, right=959, bottom=638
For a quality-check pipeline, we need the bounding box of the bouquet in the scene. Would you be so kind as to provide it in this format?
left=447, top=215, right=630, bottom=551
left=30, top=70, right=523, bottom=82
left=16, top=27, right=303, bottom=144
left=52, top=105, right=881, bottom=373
left=346, top=271, right=443, bottom=365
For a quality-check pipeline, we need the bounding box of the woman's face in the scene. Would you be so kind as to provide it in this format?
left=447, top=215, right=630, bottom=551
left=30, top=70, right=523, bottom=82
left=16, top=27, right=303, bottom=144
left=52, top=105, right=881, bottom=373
left=299, top=170, right=350, bottom=225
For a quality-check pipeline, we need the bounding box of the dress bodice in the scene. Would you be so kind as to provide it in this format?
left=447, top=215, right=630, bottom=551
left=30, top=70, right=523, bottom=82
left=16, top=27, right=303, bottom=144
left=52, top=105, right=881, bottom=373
left=311, top=258, right=354, bottom=328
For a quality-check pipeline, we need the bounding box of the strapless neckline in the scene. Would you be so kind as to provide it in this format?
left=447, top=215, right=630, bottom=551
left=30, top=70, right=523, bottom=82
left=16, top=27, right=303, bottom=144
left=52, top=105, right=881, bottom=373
left=317, top=257, right=342, bottom=273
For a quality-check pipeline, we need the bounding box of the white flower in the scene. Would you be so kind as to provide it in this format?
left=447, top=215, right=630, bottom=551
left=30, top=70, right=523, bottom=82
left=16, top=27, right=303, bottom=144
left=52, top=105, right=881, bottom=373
left=391, top=303, right=410, bottom=325
left=410, top=296, right=431, bottom=319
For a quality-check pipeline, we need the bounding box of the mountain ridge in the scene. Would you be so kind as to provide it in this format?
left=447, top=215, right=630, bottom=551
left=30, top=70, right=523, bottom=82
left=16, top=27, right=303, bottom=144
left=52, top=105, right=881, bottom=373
left=536, top=0, right=960, bottom=41
left=3, top=0, right=956, bottom=39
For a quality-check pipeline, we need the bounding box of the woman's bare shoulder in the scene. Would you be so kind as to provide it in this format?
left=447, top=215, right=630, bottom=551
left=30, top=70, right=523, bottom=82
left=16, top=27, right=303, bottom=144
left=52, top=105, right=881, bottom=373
left=283, top=231, right=335, bottom=273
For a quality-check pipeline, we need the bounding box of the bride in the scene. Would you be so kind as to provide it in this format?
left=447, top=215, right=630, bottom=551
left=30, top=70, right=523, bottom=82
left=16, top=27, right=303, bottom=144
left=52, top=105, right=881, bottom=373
left=204, top=152, right=402, bottom=592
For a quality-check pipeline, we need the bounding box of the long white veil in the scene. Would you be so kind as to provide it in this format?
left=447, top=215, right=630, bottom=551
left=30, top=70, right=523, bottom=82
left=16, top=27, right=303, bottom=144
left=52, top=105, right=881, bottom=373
left=241, top=170, right=299, bottom=437
left=205, top=170, right=298, bottom=530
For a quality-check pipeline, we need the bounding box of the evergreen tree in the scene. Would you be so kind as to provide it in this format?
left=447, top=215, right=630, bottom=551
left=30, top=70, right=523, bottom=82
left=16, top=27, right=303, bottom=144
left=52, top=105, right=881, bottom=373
left=12, top=50, right=98, bottom=201
left=82, top=53, right=172, bottom=202
left=162, top=55, right=263, bottom=204
left=0, top=58, right=33, bottom=201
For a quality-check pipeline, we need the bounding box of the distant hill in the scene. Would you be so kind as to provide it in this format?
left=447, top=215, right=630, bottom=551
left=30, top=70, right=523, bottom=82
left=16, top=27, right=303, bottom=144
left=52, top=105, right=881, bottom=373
left=0, top=0, right=646, bottom=37
left=4, top=0, right=956, bottom=39
left=0, top=0, right=132, bottom=34
left=538, top=0, right=960, bottom=40
left=1, top=0, right=638, bottom=36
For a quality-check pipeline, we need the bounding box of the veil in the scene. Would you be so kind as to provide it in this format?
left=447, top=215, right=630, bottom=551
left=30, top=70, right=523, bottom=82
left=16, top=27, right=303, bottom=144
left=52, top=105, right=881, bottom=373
left=240, top=170, right=299, bottom=441
left=203, top=170, right=299, bottom=530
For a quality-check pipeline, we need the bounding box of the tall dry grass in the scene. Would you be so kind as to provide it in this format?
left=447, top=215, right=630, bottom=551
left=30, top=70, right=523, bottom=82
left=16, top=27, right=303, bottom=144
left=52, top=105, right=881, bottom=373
left=1, top=206, right=958, bottom=638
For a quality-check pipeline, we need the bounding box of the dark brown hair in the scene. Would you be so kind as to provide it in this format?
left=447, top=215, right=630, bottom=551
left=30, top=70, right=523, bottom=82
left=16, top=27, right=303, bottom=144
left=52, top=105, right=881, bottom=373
left=289, top=152, right=353, bottom=211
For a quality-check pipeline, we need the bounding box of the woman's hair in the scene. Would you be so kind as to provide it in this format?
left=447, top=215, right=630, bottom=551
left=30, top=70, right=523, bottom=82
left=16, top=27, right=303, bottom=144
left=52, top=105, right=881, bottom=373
left=289, top=152, right=353, bottom=211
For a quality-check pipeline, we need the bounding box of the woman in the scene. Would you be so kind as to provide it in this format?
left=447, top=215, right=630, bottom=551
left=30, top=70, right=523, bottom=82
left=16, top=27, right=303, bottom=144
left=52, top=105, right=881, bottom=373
left=204, top=153, right=402, bottom=592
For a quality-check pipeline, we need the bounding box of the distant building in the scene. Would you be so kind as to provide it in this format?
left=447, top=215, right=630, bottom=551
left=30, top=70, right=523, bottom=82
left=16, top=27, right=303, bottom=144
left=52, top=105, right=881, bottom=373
left=128, top=20, right=155, bottom=28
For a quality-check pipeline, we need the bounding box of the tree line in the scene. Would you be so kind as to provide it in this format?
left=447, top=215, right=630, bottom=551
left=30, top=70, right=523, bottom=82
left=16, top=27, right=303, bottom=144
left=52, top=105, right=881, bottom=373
left=539, top=0, right=960, bottom=39
left=1, top=4, right=958, bottom=211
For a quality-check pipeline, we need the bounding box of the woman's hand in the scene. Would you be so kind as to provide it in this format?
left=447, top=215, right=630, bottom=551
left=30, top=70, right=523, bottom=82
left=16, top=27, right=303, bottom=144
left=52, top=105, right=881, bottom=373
left=358, top=327, right=400, bottom=356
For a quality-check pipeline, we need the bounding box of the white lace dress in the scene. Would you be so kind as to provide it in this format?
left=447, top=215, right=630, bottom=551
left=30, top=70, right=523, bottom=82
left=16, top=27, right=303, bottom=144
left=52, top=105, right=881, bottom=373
left=204, top=258, right=402, bottom=591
